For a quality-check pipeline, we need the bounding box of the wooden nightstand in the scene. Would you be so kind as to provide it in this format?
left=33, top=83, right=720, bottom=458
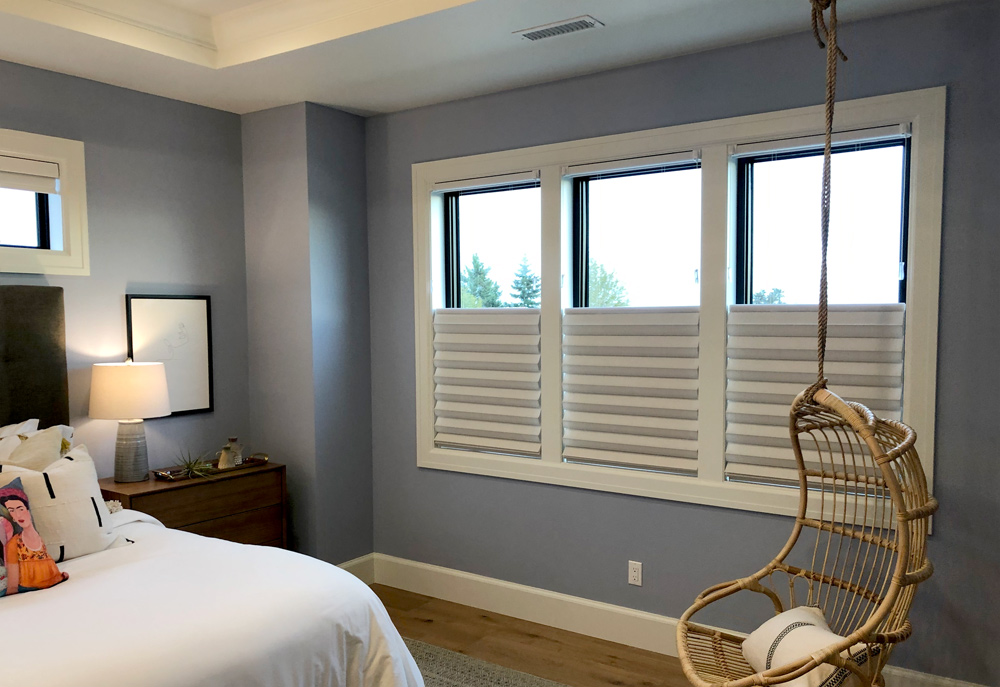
left=99, top=462, right=287, bottom=548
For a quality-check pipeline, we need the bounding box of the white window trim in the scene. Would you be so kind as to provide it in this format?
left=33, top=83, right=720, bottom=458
left=412, top=87, right=945, bottom=518
left=0, top=128, right=89, bottom=276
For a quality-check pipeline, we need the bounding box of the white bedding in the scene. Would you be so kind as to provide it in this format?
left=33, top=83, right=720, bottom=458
left=0, top=510, right=423, bottom=687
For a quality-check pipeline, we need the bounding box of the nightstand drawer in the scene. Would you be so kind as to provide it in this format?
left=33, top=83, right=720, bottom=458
left=179, top=504, right=283, bottom=545
left=133, top=471, right=282, bottom=528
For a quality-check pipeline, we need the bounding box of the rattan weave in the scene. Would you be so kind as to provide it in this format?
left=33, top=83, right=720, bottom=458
left=675, top=2, right=938, bottom=686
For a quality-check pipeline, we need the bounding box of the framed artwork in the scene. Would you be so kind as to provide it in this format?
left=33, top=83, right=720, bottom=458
left=126, top=294, right=213, bottom=415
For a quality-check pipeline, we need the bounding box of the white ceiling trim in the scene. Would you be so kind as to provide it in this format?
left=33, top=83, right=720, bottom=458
left=0, top=0, right=217, bottom=64
left=0, top=0, right=480, bottom=69
left=212, top=0, right=479, bottom=67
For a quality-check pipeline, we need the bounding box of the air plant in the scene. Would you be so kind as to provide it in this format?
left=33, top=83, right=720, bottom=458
left=174, top=450, right=214, bottom=479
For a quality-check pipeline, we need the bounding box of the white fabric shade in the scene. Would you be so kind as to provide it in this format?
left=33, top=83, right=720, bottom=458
left=0, top=154, right=59, bottom=194
left=89, top=362, right=172, bottom=420
left=562, top=307, right=699, bottom=475
left=730, top=124, right=909, bottom=157
left=725, top=304, right=905, bottom=485
left=433, top=308, right=541, bottom=456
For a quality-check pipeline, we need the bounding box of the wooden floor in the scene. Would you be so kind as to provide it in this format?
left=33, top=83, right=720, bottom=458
left=372, top=584, right=689, bottom=687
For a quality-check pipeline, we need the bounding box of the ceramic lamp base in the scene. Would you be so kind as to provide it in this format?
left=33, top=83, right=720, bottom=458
left=114, top=419, right=150, bottom=483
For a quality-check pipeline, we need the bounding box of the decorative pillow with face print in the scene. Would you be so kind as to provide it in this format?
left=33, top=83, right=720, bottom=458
left=0, top=477, right=68, bottom=597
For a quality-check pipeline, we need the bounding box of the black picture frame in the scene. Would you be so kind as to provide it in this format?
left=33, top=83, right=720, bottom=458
left=126, top=294, right=214, bottom=415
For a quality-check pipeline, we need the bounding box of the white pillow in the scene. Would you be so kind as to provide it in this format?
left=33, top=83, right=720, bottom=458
left=742, top=606, right=878, bottom=687
left=0, top=419, right=38, bottom=439
left=0, top=435, right=20, bottom=463
left=0, top=445, right=116, bottom=561
left=0, top=423, right=75, bottom=466
left=2, top=426, right=64, bottom=471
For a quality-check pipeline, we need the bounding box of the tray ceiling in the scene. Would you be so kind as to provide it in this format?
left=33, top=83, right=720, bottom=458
left=0, top=0, right=963, bottom=114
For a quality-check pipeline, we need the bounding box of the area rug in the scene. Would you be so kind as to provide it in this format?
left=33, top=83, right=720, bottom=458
left=404, top=638, right=570, bottom=687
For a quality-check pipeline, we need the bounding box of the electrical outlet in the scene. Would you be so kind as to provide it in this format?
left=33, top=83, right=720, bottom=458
left=628, top=560, right=642, bottom=586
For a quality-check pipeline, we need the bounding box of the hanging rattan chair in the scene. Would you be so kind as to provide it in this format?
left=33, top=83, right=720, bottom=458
left=676, top=3, right=938, bottom=686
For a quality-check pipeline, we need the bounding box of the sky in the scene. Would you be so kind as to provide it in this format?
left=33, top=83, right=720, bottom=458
left=435, top=144, right=902, bottom=308
left=589, top=168, right=701, bottom=306
left=0, top=188, right=40, bottom=247
left=751, top=145, right=904, bottom=304
left=459, top=187, right=542, bottom=303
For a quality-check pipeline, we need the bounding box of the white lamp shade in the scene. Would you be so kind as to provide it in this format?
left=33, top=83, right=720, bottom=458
left=90, top=362, right=171, bottom=420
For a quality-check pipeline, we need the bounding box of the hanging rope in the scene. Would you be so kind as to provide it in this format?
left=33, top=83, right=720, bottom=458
left=808, top=0, right=847, bottom=394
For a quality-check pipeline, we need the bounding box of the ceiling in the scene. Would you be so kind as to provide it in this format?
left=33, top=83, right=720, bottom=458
left=0, top=0, right=962, bottom=115
left=157, top=0, right=262, bottom=14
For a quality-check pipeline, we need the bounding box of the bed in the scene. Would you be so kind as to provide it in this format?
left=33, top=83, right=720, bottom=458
left=0, top=286, right=423, bottom=687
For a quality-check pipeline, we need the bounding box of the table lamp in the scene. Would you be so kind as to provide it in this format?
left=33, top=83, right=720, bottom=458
left=89, top=360, right=171, bottom=482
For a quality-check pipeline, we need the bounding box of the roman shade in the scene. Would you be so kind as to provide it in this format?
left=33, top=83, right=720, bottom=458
left=562, top=307, right=699, bottom=474
left=725, top=304, right=904, bottom=485
left=0, top=154, right=59, bottom=194
left=729, top=124, right=909, bottom=158
left=432, top=308, right=541, bottom=456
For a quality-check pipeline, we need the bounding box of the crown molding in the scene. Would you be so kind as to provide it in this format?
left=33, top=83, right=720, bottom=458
left=0, top=0, right=218, bottom=65
left=0, top=0, right=480, bottom=70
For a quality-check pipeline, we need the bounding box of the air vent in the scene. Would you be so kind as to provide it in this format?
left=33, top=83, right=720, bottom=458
left=514, top=15, right=604, bottom=42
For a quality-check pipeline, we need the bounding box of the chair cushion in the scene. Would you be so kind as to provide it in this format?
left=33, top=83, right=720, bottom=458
left=742, top=606, right=878, bottom=687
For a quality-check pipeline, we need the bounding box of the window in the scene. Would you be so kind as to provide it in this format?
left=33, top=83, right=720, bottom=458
left=433, top=176, right=544, bottom=458
left=443, top=181, right=541, bottom=308
left=412, top=88, right=945, bottom=517
left=727, top=140, right=911, bottom=487
left=572, top=164, right=702, bottom=307
left=737, top=140, right=908, bottom=306
left=0, top=189, right=63, bottom=250
left=0, top=129, right=89, bottom=276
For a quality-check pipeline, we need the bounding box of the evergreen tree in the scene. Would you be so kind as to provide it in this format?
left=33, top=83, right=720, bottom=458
left=508, top=256, right=541, bottom=307
left=752, top=287, right=785, bottom=305
left=460, top=285, right=483, bottom=308
left=461, top=254, right=502, bottom=308
left=588, top=259, right=629, bottom=307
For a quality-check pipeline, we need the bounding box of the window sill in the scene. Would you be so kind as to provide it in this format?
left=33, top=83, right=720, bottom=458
left=0, top=244, right=90, bottom=276
left=419, top=447, right=803, bottom=518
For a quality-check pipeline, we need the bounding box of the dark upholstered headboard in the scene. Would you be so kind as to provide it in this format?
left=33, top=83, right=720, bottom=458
left=0, top=285, right=70, bottom=427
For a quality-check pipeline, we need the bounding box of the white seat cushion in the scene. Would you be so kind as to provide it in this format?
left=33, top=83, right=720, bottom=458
left=742, top=606, right=878, bottom=687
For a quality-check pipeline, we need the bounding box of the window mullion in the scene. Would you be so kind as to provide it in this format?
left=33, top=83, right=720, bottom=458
left=442, top=192, right=460, bottom=307
left=35, top=193, right=51, bottom=250
left=539, top=165, right=564, bottom=463
left=571, top=178, right=588, bottom=307
left=697, top=144, right=732, bottom=482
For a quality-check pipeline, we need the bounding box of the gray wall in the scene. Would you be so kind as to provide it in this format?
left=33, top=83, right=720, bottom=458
left=243, top=104, right=317, bottom=553
left=243, top=103, right=372, bottom=563
left=0, top=59, right=249, bottom=476
left=365, top=2, right=1000, bottom=684
left=306, top=103, right=374, bottom=565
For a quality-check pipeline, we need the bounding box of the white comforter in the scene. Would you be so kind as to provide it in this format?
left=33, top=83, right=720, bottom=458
left=0, top=511, right=423, bottom=687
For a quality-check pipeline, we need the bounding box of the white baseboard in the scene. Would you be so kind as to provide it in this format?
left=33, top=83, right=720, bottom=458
left=374, top=553, right=677, bottom=655
left=370, top=553, right=984, bottom=687
left=338, top=552, right=375, bottom=584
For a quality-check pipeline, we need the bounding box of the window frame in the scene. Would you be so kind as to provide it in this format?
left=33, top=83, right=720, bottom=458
left=0, top=128, right=89, bottom=276
left=411, top=87, right=945, bottom=518
left=735, top=138, right=911, bottom=306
